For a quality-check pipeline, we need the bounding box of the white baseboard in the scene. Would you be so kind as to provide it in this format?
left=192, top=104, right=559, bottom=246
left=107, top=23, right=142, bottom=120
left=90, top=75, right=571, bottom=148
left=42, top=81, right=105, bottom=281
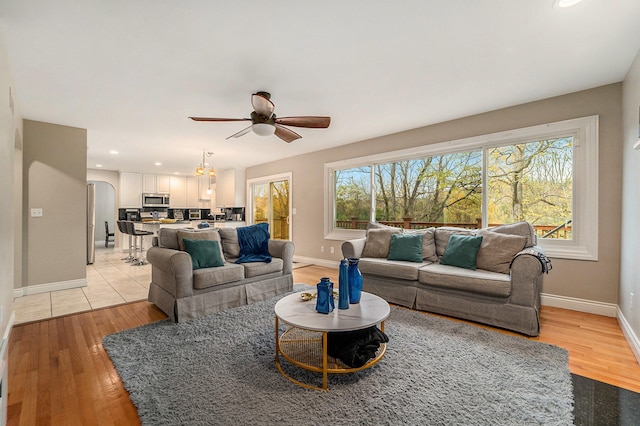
left=540, top=293, right=618, bottom=317
left=13, top=278, right=87, bottom=298
left=617, top=308, right=640, bottom=365
left=293, top=255, right=339, bottom=269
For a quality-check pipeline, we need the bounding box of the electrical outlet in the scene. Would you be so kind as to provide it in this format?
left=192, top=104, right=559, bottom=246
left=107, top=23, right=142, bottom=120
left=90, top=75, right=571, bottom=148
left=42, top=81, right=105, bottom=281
left=320, top=246, right=325, bottom=253
left=31, top=208, right=43, bottom=217
left=330, top=247, right=335, bottom=254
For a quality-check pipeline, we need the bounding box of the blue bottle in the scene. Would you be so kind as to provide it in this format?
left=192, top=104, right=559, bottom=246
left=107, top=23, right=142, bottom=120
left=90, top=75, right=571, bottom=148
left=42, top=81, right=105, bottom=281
left=347, top=258, right=362, bottom=304
left=338, top=259, right=350, bottom=310
left=315, top=277, right=334, bottom=314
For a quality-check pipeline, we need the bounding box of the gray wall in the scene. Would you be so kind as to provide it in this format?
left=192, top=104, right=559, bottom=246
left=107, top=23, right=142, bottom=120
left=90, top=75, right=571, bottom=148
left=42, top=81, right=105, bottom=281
left=23, top=120, right=87, bottom=287
left=621, top=48, right=640, bottom=344
left=0, top=32, right=21, bottom=345
left=247, top=84, right=624, bottom=306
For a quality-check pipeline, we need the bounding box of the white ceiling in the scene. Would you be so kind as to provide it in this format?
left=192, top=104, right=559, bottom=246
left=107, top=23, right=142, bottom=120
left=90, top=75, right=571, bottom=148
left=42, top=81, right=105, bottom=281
left=1, top=1, right=639, bottom=176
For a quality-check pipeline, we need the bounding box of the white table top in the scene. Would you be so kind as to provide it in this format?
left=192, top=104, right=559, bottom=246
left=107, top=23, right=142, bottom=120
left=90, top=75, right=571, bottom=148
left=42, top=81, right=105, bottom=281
left=275, top=291, right=390, bottom=332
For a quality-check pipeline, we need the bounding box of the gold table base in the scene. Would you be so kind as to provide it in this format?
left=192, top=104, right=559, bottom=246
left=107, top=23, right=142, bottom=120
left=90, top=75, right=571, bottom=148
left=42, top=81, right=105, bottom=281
left=275, top=316, right=386, bottom=391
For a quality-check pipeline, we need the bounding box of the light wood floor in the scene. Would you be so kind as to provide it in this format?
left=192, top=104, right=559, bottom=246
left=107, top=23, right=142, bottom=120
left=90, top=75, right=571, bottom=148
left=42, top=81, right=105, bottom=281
left=8, top=265, right=640, bottom=425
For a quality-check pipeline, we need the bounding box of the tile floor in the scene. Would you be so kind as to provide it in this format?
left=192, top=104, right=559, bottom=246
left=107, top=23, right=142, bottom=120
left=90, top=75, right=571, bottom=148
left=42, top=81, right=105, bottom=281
left=14, top=246, right=151, bottom=324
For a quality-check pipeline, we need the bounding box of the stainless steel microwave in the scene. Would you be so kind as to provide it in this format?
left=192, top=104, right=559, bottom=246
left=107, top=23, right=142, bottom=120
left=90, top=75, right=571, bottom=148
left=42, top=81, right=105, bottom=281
left=142, top=193, right=170, bottom=207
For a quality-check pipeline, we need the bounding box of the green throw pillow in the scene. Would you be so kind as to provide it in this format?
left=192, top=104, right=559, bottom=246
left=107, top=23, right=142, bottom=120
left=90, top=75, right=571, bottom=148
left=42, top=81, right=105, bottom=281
left=440, top=234, right=483, bottom=270
left=182, top=239, right=224, bottom=270
left=387, top=233, right=423, bottom=263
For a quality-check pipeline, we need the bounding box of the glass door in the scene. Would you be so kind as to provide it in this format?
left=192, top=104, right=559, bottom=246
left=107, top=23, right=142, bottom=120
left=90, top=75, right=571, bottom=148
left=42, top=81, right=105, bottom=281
left=249, top=173, right=291, bottom=240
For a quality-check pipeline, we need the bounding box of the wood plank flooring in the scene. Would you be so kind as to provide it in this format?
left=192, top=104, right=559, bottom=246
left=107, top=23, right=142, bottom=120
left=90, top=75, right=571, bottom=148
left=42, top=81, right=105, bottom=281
left=7, top=265, right=640, bottom=425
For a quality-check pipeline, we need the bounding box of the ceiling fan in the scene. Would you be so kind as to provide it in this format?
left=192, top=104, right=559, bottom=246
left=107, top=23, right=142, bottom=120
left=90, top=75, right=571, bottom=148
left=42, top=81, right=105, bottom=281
left=189, top=92, right=331, bottom=143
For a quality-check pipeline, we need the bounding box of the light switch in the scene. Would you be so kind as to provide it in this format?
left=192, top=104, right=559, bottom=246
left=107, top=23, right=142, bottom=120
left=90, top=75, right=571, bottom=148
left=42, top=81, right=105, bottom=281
left=31, top=208, right=43, bottom=217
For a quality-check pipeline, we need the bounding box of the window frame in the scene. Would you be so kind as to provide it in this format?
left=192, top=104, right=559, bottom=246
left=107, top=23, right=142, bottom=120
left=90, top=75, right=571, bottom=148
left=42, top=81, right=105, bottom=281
left=325, top=115, right=599, bottom=261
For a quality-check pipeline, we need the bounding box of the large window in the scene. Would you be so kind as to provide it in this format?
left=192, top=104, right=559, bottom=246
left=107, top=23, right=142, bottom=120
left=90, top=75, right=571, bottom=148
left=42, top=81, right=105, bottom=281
left=326, top=116, right=598, bottom=260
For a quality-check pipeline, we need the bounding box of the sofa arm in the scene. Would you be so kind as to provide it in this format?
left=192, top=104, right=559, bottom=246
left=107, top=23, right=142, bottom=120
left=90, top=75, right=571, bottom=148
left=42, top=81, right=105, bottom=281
left=268, top=240, right=295, bottom=274
left=342, top=238, right=366, bottom=259
left=509, top=245, right=547, bottom=307
left=146, top=247, right=195, bottom=298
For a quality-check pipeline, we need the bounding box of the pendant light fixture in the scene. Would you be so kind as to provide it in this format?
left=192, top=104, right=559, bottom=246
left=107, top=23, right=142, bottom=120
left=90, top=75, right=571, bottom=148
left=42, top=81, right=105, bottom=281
left=195, top=150, right=216, bottom=179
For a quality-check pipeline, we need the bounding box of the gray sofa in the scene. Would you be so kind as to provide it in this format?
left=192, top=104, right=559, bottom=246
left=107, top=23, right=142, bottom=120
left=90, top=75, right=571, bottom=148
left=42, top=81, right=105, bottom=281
left=147, top=226, right=294, bottom=322
left=341, top=222, right=550, bottom=336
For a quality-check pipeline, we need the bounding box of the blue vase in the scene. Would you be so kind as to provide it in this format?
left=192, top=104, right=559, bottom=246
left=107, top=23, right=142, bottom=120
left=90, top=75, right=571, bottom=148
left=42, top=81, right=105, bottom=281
left=316, top=277, right=334, bottom=314
left=347, top=258, right=362, bottom=304
left=338, top=259, right=350, bottom=310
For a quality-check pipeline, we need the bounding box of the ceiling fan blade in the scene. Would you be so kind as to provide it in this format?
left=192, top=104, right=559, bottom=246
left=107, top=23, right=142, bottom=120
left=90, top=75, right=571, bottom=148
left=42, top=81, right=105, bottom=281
left=252, top=93, right=275, bottom=118
left=226, top=125, right=253, bottom=139
left=274, top=124, right=302, bottom=143
left=189, top=117, right=250, bottom=122
left=275, top=116, right=331, bottom=128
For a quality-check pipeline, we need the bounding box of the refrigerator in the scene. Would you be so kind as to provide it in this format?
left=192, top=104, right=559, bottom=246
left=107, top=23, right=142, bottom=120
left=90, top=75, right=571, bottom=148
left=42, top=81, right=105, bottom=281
left=87, top=183, right=96, bottom=264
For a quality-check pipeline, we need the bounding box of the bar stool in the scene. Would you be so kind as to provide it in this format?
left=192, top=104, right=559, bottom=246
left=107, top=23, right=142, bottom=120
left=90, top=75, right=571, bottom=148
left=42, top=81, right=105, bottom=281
left=125, top=221, right=154, bottom=265
left=117, top=220, right=135, bottom=262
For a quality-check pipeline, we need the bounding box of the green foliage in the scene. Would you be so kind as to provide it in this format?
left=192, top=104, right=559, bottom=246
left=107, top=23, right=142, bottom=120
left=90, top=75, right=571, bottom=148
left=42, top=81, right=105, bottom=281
left=334, top=137, right=573, bottom=235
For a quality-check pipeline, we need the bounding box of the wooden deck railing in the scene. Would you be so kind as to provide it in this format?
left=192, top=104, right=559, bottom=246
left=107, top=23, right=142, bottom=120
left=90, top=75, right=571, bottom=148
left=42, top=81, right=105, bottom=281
left=335, top=217, right=572, bottom=239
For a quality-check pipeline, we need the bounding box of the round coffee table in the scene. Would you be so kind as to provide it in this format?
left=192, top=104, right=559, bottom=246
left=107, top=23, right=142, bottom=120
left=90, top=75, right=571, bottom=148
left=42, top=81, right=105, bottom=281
left=274, top=290, right=390, bottom=391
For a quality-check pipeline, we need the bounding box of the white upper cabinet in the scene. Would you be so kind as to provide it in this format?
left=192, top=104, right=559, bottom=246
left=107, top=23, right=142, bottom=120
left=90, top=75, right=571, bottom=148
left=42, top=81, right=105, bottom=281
left=120, top=172, right=143, bottom=208
left=142, top=174, right=171, bottom=194
left=142, top=174, right=157, bottom=193
left=216, top=168, right=245, bottom=207
left=169, top=176, right=187, bottom=208
left=157, top=175, right=171, bottom=193
left=186, top=177, right=199, bottom=208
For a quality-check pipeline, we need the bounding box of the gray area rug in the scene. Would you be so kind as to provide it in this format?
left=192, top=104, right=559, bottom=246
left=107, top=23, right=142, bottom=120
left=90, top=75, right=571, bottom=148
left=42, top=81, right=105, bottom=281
left=103, top=285, right=573, bottom=425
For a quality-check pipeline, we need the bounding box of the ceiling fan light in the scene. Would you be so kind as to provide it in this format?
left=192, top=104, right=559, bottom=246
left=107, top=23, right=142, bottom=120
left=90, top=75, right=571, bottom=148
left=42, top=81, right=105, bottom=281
left=252, top=123, right=276, bottom=136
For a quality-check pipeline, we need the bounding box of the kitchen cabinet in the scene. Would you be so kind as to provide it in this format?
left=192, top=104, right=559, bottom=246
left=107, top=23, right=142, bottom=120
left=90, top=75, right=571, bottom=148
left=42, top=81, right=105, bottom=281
left=142, top=174, right=157, bottom=193
left=157, top=175, right=171, bottom=193
left=120, top=172, right=143, bottom=208
left=142, top=174, right=171, bottom=194
left=169, top=176, right=186, bottom=208
left=198, top=176, right=212, bottom=201
left=216, top=169, right=245, bottom=207
left=186, top=177, right=199, bottom=208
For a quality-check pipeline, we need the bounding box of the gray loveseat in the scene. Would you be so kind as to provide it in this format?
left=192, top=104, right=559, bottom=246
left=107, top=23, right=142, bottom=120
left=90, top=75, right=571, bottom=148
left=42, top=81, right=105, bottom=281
left=341, top=222, right=550, bottom=336
left=147, top=226, right=294, bottom=322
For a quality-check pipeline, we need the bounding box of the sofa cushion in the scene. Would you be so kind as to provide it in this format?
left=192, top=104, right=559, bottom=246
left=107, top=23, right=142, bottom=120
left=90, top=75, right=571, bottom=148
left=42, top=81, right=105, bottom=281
left=403, top=228, right=437, bottom=262
left=489, top=221, right=537, bottom=248
left=434, top=227, right=477, bottom=257
left=418, top=263, right=511, bottom=297
left=362, top=228, right=402, bottom=258
left=219, top=228, right=241, bottom=261
left=387, top=233, right=423, bottom=263
left=182, top=239, right=225, bottom=270
left=192, top=263, right=245, bottom=290
left=242, top=258, right=284, bottom=278
left=475, top=230, right=527, bottom=274
left=176, top=229, right=221, bottom=252
left=157, top=227, right=182, bottom=250
left=440, top=234, right=483, bottom=270
left=359, top=257, right=428, bottom=281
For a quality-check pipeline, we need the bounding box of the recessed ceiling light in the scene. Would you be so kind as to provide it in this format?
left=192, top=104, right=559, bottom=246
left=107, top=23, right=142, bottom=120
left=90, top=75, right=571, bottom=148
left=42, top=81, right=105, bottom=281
left=96, top=164, right=103, bottom=168
left=109, top=150, right=119, bottom=155
left=553, top=0, right=583, bottom=8
left=154, top=162, right=162, bottom=166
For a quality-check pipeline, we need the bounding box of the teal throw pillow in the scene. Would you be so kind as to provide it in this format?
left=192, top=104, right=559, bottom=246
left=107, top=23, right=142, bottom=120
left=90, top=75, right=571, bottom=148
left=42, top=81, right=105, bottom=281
left=439, top=234, right=483, bottom=270
left=387, top=233, right=423, bottom=263
left=182, top=239, right=224, bottom=270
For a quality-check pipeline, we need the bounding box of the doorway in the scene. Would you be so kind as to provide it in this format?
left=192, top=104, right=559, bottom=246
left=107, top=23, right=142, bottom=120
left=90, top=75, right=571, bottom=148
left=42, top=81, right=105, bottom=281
left=247, top=173, right=291, bottom=240
left=88, top=180, right=116, bottom=248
